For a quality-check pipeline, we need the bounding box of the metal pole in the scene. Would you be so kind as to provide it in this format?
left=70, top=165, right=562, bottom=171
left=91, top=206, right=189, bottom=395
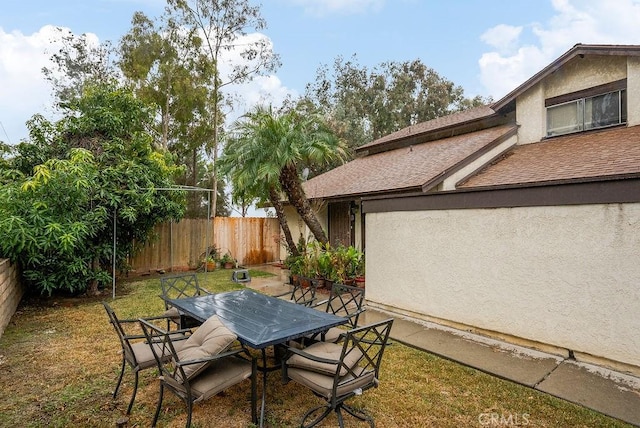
left=170, top=221, right=174, bottom=273
left=112, top=209, right=116, bottom=299
left=205, top=191, right=211, bottom=272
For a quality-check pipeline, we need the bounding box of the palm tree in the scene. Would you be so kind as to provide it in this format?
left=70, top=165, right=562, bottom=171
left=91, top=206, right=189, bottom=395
left=220, top=105, right=345, bottom=246
left=219, top=136, right=299, bottom=255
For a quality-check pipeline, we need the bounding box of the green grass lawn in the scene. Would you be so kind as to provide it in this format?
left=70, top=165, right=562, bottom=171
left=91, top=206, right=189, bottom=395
left=0, top=269, right=632, bottom=427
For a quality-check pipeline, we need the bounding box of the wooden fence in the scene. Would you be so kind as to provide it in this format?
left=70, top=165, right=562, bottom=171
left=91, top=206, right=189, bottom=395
left=129, top=217, right=280, bottom=273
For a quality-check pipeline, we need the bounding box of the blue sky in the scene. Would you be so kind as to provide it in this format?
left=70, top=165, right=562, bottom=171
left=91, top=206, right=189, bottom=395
left=2, top=0, right=640, bottom=145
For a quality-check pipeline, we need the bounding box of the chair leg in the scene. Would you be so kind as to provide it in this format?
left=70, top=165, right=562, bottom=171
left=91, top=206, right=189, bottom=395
left=152, top=383, right=164, bottom=427
left=185, top=401, right=193, bottom=428
left=113, top=357, right=126, bottom=398
left=126, top=370, right=139, bottom=414
left=251, top=359, right=258, bottom=424
left=342, top=404, right=374, bottom=427
left=301, top=404, right=333, bottom=428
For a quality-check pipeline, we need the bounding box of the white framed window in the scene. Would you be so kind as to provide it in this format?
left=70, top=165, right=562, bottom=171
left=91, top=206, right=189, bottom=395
left=546, top=89, right=626, bottom=137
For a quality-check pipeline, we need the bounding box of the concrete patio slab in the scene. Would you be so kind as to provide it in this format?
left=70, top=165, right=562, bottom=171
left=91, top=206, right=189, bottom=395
left=537, top=361, right=640, bottom=426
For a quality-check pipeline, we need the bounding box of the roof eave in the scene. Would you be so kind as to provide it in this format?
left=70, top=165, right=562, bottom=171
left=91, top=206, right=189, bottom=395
left=492, top=43, right=640, bottom=112
left=356, top=112, right=508, bottom=157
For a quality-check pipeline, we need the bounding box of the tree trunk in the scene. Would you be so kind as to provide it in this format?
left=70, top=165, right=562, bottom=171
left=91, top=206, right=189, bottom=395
left=87, top=257, right=100, bottom=296
left=279, top=164, right=328, bottom=244
left=269, top=187, right=299, bottom=257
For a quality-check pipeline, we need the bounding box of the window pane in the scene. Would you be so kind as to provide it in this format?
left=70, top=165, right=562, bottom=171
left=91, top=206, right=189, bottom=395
left=547, top=102, right=581, bottom=136
left=585, top=91, right=620, bottom=130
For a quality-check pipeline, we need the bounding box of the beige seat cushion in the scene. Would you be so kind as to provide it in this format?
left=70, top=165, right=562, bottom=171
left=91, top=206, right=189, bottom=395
left=288, top=367, right=375, bottom=400
left=162, top=306, right=181, bottom=321
left=131, top=337, right=188, bottom=369
left=190, top=357, right=253, bottom=402
left=319, top=327, right=345, bottom=343
left=286, top=341, right=363, bottom=376
left=176, top=315, right=237, bottom=379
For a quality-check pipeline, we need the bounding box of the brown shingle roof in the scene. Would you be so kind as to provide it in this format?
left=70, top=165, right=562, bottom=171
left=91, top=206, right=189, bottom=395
left=357, top=105, right=497, bottom=152
left=459, top=125, right=640, bottom=189
left=304, top=124, right=516, bottom=199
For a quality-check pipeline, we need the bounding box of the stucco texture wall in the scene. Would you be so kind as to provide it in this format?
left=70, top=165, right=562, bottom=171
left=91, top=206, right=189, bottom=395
left=0, top=259, right=23, bottom=338
left=516, top=55, right=629, bottom=145
left=365, top=203, right=640, bottom=368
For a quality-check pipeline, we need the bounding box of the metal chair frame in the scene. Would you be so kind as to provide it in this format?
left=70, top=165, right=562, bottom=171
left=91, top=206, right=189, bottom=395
left=282, top=318, right=394, bottom=427
left=160, top=273, right=210, bottom=329
left=308, top=283, right=366, bottom=343
left=274, top=276, right=318, bottom=307
left=102, top=302, right=190, bottom=415
left=139, top=318, right=258, bottom=428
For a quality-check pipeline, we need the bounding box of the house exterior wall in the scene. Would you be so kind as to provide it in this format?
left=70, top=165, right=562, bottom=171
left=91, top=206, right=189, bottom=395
left=628, top=56, right=640, bottom=126
left=442, top=134, right=518, bottom=190
left=516, top=55, right=629, bottom=145
left=365, top=203, right=640, bottom=369
left=278, top=205, right=329, bottom=261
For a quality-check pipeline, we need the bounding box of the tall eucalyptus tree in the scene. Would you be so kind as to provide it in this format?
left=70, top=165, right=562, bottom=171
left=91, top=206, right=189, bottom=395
left=166, top=0, right=281, bottom=222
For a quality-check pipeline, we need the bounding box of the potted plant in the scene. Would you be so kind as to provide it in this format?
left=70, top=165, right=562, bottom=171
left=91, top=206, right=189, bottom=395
left=201, top=245, right=219, bottom=270
left=285, top=254, right=303, bottom=284
left=328, top=245, right=364, bottom=285
left=205, top=255, right=217, bottom=271
left=220, top=252, right=235, bottom=269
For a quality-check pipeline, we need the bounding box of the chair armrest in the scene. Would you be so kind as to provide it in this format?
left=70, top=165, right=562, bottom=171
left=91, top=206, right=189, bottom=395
left=118, top=313, right=175, bottom=323
left=311, top=298, right=329, bottom=308
left=344, top=308, right=366, bottom=321
left=299, top=296, right=318, bottom=307
left=272, top=290, right=291, bottom=298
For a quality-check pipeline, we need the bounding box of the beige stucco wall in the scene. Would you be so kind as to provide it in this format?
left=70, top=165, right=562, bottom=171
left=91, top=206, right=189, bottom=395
left=441, top=134, right=518, bottom=190
left=516, top=55, right=629, bottom=145
left=0, top=259, right=23, bottom=338
left=278, top=204, right=329, bottom=260
left=365, top=203, right=640, bottom=369
left=627, top=56, right=640, bottom=126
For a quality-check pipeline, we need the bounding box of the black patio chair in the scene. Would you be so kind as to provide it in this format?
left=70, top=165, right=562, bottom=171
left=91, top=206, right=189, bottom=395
left=160, top=273, right=211, bottom=329
left=102, top=301, right=191, bottom=415
left=139, top=316, right=257, bottom=427
left=282, top=318, right=394, bottom=427
left=309, top=283, right=366, bottom=343
left=273, top=276, right=318, bottom=307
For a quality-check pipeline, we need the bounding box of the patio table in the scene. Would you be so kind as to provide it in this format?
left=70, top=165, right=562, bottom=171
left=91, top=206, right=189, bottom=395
left=163, top=288, right=347, bottom=426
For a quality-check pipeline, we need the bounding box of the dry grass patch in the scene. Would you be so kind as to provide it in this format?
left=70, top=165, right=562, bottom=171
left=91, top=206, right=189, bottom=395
left=0, top=269, right=633, bottom=427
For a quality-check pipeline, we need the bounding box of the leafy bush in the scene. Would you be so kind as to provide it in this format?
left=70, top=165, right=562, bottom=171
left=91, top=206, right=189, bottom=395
left=0, top=84, right=184, bottom=295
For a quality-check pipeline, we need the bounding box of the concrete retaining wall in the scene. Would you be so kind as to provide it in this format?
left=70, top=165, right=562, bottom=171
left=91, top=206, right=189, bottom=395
left=0, top=259, right=23, bottom=338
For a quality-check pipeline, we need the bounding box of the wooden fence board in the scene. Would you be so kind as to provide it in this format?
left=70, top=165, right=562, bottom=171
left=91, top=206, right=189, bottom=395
left=128, top=217, right=280, bottom=273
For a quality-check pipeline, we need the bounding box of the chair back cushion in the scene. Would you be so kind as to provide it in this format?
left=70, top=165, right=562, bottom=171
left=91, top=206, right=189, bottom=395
left=177, top=315, right=237, bottom=379
left=286, top=341, right=363, bottom=376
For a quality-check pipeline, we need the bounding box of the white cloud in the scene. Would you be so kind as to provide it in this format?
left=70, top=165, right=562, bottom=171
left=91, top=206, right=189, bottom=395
left=480, top=24, right=522, bottom=54
left=286, top=0, right=384, bottom=16
left=478, top=0, right=640, bottom=99
left=0, top=25, right=294, bottom=144
left=216, top=32, right=297, bottom=124
left=0, top=25, right=63, bottom=143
